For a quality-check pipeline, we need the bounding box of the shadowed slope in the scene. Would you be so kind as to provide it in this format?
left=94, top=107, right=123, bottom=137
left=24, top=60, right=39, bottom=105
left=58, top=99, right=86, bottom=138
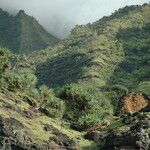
left=0, top=9, right=59, bottom=54
left=32, top=4, right=150, bottom=90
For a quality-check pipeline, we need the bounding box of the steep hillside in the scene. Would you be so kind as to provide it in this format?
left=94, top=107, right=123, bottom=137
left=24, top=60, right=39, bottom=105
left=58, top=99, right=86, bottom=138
left=27, top=4, right=150, bottom=90
left=0, top=49, right=98, bottom=149
left=109, top=24, right=150, bottom=88
left=0, top=90, right=97, bottom=150
left=0, top=9, right=59, bottom=54
left=25, top=3, right=150, bottom=128
left=0, top=3, right=150, bottom=150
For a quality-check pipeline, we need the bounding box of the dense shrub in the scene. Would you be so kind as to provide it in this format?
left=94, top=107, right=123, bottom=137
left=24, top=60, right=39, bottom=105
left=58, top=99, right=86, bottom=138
left=25, top=88, right=40, bottom=100
left=58, top=84, right=113, bottom=129
left=0, top=48, right=38, bottom=93
left=136, top=81, right=150, bottom=98
left=39, top=85, right=65, bottom=118
left=0, top=69, right=37, bottom=91
left=109, top=84, right=129, bottom=96
left=0, top=48, right=10, bottom=74
left=0, top=48, right=65, bottom=119
left=105, top=84, right=129, bottom=111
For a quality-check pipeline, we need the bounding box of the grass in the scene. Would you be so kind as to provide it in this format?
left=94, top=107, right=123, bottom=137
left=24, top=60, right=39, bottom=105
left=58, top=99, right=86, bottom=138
left=108, top=118, right=123, bottom=130
left=0, top=3, right=149, bottom=149
left=0, top=90, right=99, bottom=149
left=26, top=4, right=150, bottom=94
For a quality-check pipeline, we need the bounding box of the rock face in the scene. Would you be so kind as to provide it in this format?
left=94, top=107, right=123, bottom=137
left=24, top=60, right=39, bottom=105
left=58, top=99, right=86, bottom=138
left=44, top=124, right=77, bottom=150
left=85, top=113, right=150, bottom=150
left=119, top=93, right=150, bottom=115
left=0, top=116, right=77, bottom=150
left=0, top=116, right=33, bottom=150
left=103, top=113, right=150, bottom=150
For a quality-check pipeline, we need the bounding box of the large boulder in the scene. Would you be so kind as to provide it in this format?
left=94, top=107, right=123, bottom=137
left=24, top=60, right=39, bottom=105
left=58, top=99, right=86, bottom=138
left=0, top=116, right=33, bottom=150
left=0, top=116, right=78, bottom=150
left=103, top=113, right=150, bottom=150
left=118, top=93, right=150, bottom=115
left=85, top=113, right=150, bottom=150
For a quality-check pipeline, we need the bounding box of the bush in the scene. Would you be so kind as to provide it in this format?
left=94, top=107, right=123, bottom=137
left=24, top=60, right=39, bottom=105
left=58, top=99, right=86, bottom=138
left=44, top=97, right=65, bottom=118
left=107, top=84, right=129, bottom=109
left=0, top=69, right=37, bottom=91
left=39, top=85, right=65, bottom=118
left=58, top=84, right=113, bottom=129
left=25, top=88, right=40, bottom=101
left=109, top=84, right=129, bottom=95
left=0, top=48, right=10, bottom=74
left=136, top=81, right=150, bottom=98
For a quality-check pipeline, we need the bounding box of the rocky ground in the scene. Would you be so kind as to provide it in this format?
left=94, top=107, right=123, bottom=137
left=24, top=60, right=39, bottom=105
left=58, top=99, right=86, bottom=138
left=0, top=89, right=96, bottom=150
left=103, top=112, right=150, bottom=150
left=85, top=93, right=150, bottom=150
left=0, top=89, right=150, bottom=150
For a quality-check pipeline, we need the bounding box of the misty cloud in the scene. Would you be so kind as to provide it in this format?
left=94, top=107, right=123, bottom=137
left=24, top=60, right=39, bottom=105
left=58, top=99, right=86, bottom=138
left=0, top=0, right=149, bottom=39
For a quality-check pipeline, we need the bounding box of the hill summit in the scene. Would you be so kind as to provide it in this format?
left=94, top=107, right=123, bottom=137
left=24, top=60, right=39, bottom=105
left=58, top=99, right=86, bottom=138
left=0, top=9, right=59, bottom=54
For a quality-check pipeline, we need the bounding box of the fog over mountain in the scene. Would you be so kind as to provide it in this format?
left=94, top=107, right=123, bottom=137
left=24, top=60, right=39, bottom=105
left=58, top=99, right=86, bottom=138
left=0, top=0, right=149, bottom=38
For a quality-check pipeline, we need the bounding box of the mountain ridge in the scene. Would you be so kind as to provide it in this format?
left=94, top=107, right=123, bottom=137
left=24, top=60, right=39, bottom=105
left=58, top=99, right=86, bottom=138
left=26, top=3, right=150, bottom=89
left=0, top=9, right=59, bottom=54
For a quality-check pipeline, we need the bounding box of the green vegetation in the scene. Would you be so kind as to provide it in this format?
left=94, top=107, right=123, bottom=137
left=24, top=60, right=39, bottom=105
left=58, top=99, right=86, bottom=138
left=0, top=69, right=37, bottom=91
left=38, top=85, right=65, bottom=118
left=0, top=9, right=59, bottom=54
left=0, top=3, right=149, bottom=149
left=0, top=48, right=64, bottom=119
left=136, top=81, right=150, bottom=97
left=25, top=3, right=150, bottom=129
left=58, top=84, right=113, bottom=129
left=0, top=48, right=10, bottom=73
left=110, top=24, right=150, bottom=88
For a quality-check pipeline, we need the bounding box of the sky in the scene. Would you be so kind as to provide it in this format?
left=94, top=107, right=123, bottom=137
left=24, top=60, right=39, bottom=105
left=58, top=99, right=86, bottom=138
left=0, top=0, right=149, bottom=39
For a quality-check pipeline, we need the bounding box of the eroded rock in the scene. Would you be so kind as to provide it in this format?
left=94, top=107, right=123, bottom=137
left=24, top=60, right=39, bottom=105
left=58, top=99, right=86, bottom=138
left=0, top=117, right=56, bottom=150
left=103, top=113, right=150, bottom=150
left=43, top=124, right=78, bottom=150
left=0, top=116, right=33, bottom=150
left=119, top=93, right=150, bottom=115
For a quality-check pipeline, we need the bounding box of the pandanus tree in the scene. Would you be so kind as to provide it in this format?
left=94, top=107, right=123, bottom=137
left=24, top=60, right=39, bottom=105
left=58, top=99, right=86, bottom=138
left=10, top=54, right=27, bottom=71
left=39, top=85, right=51, bottom=108
left=0, top=48, right=10, bottom=74
left=38, top=85, right=65, bottom=118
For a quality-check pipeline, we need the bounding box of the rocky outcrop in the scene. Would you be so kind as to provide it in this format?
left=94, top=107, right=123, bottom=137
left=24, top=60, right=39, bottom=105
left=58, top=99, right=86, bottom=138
left=85, top=113, right=150, bottom=150
left=103, top=113, right=150, bottom=150
left=118, top=93, right=150, bottom=115
left=0, top=116, right=33, bottom=150
left=44, top=124, right=77, bottom=150
left=0, top=116, right=78, bottom=150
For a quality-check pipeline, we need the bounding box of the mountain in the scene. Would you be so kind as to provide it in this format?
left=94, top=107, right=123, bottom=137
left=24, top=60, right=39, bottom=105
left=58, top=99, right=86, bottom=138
left=23, top=2, right=150, bottom=129
left=0, top=3, right=150, bottom=150
left=0, top=9, right=59, bottom=54
left=29, top=3, right=150, bottom=91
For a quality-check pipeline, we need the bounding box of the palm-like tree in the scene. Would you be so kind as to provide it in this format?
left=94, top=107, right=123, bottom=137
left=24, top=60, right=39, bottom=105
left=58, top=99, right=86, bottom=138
left=39, top=85, right=51, bottom=108
left=0, top=48, right=10, bottom=73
